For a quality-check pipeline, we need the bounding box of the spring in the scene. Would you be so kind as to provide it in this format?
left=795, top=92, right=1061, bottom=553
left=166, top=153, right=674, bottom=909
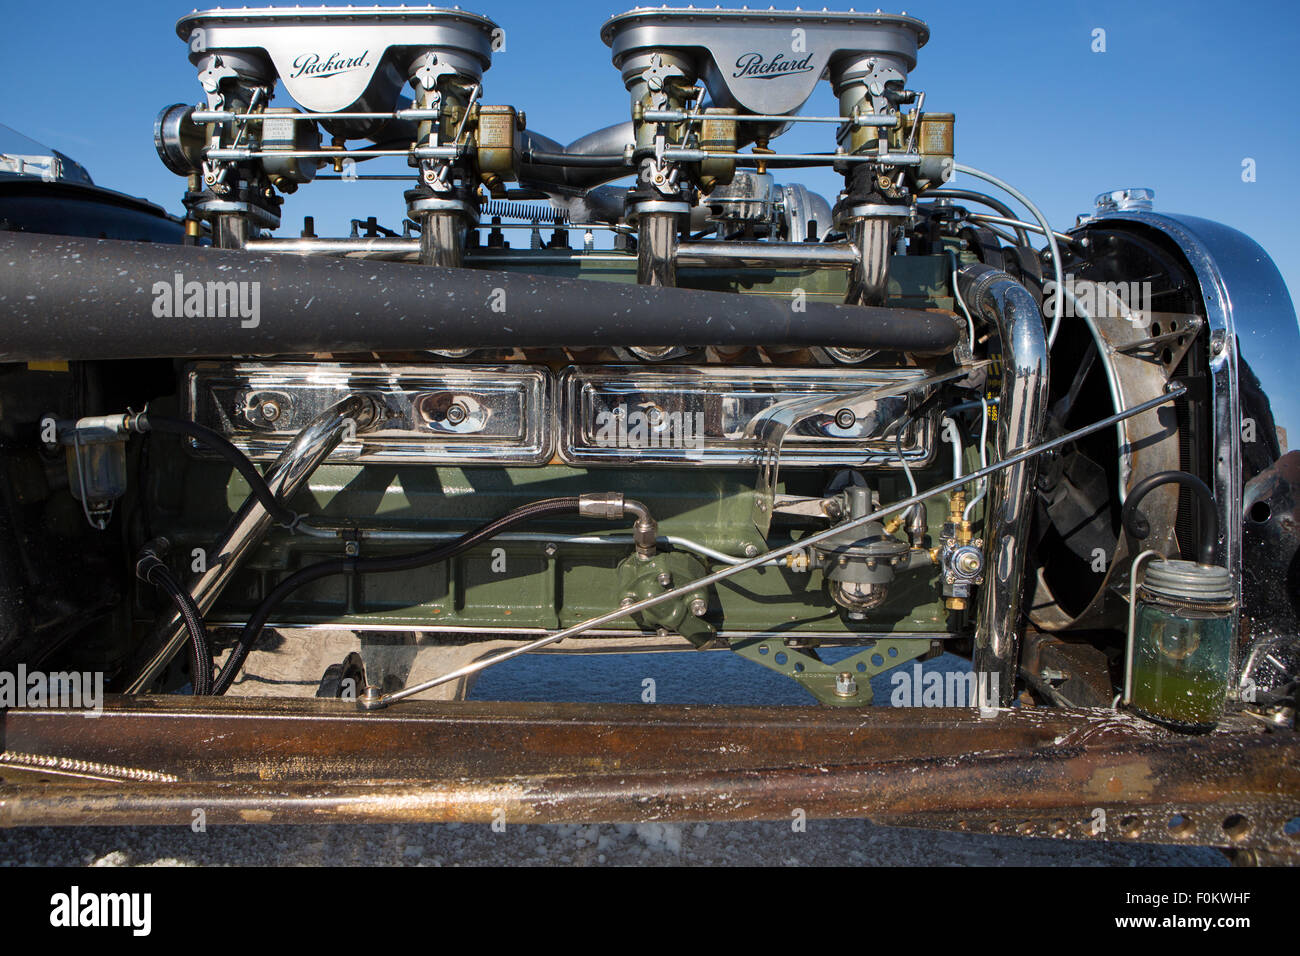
left=479, top=199, right=569, bottom=225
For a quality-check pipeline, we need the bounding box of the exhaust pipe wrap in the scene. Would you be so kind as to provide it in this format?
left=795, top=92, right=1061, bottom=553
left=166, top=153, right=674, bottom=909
left=0, top=232, right=960, bottom=360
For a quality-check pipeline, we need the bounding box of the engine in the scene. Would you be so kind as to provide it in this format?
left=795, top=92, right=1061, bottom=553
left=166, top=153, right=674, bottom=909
left=1, top=3, right=1296, bottom=736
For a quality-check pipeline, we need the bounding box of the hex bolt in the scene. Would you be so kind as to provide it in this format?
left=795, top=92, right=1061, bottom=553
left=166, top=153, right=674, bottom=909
left=259, top=399, right=281, bottom=423
left=544, top=543, right=558, bottom=557
left=834, top=672, right=858, bottom=698
left=690, top=597, right=708, bottom=617
left=657, top=571, right=673, bottom=588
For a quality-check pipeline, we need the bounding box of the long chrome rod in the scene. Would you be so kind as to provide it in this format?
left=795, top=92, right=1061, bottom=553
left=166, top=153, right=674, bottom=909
left=643, top=110, right=899, bottom=127
left=126, top=397, right=377, bottom=693
left=365, top=386, right=1185, bottom=710
left=677, top=241, right=859, bottom=269
left=965, top=213, right=1078, bottom=246
left=296, top=525, right=774, bottom=567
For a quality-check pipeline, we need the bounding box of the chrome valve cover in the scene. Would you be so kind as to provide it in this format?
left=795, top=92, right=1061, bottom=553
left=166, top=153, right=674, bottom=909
left=186, top=363, right=552, bottom=464
left=185, top=363, right=934, bottom=469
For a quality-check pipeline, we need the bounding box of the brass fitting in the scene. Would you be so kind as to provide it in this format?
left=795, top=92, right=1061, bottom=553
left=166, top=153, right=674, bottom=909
left=947, top=491, right=973, bottom=546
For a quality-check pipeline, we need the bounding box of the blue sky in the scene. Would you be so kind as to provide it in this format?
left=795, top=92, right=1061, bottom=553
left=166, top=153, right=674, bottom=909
left=1, top=0, right=1297, bottom=308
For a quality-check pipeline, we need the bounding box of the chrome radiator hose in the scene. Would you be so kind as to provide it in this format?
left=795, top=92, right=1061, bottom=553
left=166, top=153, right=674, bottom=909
left=956, top=263, right=1050, bottom=703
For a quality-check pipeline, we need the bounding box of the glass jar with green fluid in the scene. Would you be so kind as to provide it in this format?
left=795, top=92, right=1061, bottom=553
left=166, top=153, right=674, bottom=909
left=1130, top=559, right=1236, bottom=731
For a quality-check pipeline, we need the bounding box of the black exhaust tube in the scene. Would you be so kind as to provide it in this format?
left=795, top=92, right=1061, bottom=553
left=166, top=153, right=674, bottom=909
left=0, top=232, right=959, bottom=361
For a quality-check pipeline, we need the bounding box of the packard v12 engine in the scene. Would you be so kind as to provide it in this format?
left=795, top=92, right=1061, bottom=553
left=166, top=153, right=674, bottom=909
left=0, top=5, right=1296, bottom=857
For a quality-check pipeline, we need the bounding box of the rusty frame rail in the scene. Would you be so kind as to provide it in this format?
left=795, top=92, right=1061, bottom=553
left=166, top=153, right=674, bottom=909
left=1, top=696, right=1297, bottom=852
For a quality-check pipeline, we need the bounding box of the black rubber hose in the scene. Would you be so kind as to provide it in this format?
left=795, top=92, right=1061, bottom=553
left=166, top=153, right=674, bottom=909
left=1120, top=470, right=1218, bottom=565
left=926, top=189, right=1023, bottom=222
left=137, top=550, right=213, bottom=695
left=524, top=149, right=630, bottom=168
left=924, top=189, right=1032, bottom=246
left=212, top=497, right=582, bottom=695
left=140, top=414, right=297, bottom=527
left=0, top=232, right=961, bottom=359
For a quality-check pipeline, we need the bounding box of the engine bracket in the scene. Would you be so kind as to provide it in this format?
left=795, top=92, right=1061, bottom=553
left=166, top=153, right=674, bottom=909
left=731, top=635, right=931, bottom=706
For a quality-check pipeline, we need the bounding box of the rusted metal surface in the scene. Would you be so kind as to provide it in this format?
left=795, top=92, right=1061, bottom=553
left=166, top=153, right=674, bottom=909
left=1, top=696, right=1296, bottom=851
left=1020, top=630, right=1116, bottom=707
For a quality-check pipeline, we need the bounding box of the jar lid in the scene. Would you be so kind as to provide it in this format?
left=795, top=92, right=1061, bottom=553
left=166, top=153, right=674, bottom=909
left=1141, top=558, right=1234, bottom=604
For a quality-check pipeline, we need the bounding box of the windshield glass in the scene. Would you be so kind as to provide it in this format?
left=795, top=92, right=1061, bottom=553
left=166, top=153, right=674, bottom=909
left=0, top=124, right=93, bottom=184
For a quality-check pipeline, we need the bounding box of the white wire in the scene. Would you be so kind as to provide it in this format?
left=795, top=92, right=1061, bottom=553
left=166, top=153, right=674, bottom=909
left=951, top=260, right=976, bottom=354
left=942, top=415, right=963, bottom=481
left=949, top=255, right=988, bottom=518
left=894, top=417, right=919, bottom=530
left=964, top=396, right=990, bottom=521
left=898, top=444, right=917, bottom=496
left=953, top=162, right=1065, bottom=349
